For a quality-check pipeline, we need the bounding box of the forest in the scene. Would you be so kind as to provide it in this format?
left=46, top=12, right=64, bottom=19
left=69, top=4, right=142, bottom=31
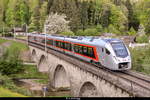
left=0, top=0, right=150, bottom=36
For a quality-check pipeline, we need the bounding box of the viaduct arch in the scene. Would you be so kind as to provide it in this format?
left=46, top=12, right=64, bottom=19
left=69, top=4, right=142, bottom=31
left=79, top=82, right=98, bottom=97
left=38, top=55, right=49, bottom=72
left=53, top=64, right=70, bottom=88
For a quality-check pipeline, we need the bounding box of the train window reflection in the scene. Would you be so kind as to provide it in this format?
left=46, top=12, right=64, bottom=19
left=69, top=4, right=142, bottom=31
left=105, top=48, right=110, bottom=55
left=111, top=42, right=128, bottom=58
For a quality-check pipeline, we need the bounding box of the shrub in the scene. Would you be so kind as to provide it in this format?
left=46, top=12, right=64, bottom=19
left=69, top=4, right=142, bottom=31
left=61, top=31, right=75, bottom=36
left=128, top=27, right=136, bottom=36
left=75, top=29, right=85, bottom=36
left=0, top=74, right=31, bottom=96
left=107, top=24, right=121, bottom=35
left=84, top=28, right=99, bottom=36
left=2, top=33, right=14, bottom=37
left=130, top=46, right=150, bottom=74
left=0, top=48, right=24, bottom=75
left=96, top=25, right=103, bottom=33
left=136, top=35, right=149, bottom=43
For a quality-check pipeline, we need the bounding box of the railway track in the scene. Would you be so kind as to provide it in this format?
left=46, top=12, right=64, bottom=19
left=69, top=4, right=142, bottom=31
left=123, top=70, right=150, bottom=83
left=91, top=62, right=150, bottom=96
left=2, top=36, right=150, bottom=97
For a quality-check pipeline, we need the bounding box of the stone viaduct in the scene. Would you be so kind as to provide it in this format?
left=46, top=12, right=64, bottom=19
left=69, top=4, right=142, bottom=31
left=29, top=44, right=135, bottom=97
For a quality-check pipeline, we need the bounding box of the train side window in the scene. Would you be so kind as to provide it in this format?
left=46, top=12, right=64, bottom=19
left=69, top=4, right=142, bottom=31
left=28, top=36, right=31, bottom=41
left=60, top=42, right=64, bottom=48
left=102, top=48, right=104, bottom=52
left=34, top=37, right=36, bottom=41
left=67, top=43, right=70, bottom=50
left=83, top=46, right=88, bottom=56
left=74, top=45, right=79, bottom=53
left=47, top=40, right=53, bottom=45
left=56, top=41, right=60, bottom=47
left=64, top=43, right=72, bottom=51
left=78, top=46, right=83, bottom=54
left=106, top=48, right=110, bottom=55
left=88, top=47, right=95, bottom=58
left=42, top=39, right=45, bottom=44
left=64, top=43, right=68, bottom=50
left=64, top=43, right=68, bottom=51
left=51, top=40, right=53, bottom=45
left=59, top=41, right=61, bottom=48
left=68, top=43, right=72, bottom=51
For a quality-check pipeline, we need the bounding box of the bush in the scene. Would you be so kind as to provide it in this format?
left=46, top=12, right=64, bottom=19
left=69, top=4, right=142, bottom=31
left=0, top=74, right=31, bottom=96
left=2, top=33, right=14, bottom=37
left=0, top=48, right=24, bottom=75
left=75, top=29, right=85, bottom=36
left=84, top=28, right=99, bottom=36
left=61, top=31, right=75, bottom=36
left=96, top=25, right=103, bottom=33
left=107, top=24, right=121, bottom=35
left=130, top=46, right=150, bottom=74
left=136, top=35, right=149, bottom=43
left=128, top=27, right=136, bottom=36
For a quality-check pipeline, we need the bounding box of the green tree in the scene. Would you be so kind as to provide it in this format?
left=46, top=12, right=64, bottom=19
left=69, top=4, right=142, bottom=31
left=61, top=31, right=75, bottom=36
left=28, top=0, right=40, bottom=32
left=49, top=0, right=81, bottom=32
left=75, top=29, right=85, bottom=36
left=96, top=24, right=103, bottom=33
left=125, top=0, right=139, bottom=30
left=100, top=3, right=111, bottom=28
left=79, top=1, right=89, bottom=30
left=135, top=0, right=150, bottom=35
left=15, top=0, right=29, bottom=26
left=107, top=24, right=120, bottom=34
left=84, top=28, right=99, bottom=36
left=0, top=48, right=23, bottom=75
left=5, top=8, right=15, bottom=27
left=5, top=0, right=18, bottom=27
left=128, top=27, right=136, bottom=36
left=39, top=1, right=48, bottom=32
left=137, top=24, right=145, bottom=36
left=109, top=4, right=128, bottom=33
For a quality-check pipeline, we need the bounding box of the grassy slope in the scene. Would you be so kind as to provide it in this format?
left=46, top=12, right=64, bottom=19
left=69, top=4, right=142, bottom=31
left=0, top=38, right=30, bottom=96
left=8, top=41, right=29, bottom=53
left=0, top=38, right=29, bottom=54
left=10, top=65, right=48, bottom=79
left=0, top=39, right=8, bottom=44
left=0, top=87, right=26, bottom=97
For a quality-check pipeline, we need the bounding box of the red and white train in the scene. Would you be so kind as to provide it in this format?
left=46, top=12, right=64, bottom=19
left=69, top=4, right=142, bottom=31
left=28, top=34, right=131, bottom=71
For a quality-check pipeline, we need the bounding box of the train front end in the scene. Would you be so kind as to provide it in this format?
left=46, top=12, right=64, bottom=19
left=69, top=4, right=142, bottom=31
left=110, top=40, right=131, bottom=70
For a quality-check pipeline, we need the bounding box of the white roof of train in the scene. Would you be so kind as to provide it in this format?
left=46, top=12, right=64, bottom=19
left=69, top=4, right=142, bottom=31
left=29, top=33, right=122, bottom=47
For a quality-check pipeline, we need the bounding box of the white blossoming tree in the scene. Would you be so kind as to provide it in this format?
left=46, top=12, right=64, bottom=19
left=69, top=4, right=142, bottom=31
left=44, top=13, right=70, bottom=35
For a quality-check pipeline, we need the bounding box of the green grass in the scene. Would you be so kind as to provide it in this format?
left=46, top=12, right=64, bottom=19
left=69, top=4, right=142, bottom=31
left=8, top=41, right=29, bottom=53
left=0, top=87, right=26, bottom=97
left=10, top=65, right=48, bottom=79
left=0, top=38, right=29, bottom=52
left=33, top=79, right=49, bottom=84
left=16, top=36, right=28, bottom=40
left=0, top=39, right=8, bottom=44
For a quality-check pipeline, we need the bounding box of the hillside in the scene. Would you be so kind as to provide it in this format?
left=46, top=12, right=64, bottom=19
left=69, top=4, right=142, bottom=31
left=0, top=0, right=149, bottom=36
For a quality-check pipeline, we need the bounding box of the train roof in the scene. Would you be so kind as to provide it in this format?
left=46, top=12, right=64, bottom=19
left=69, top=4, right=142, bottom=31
left=29, top=33, right=123, bottom=47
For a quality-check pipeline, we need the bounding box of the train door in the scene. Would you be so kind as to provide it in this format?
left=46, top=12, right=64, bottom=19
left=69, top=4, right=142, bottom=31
left=104, top=48, right=113, bottom=69
left=101, top=48, right=105, bottom=66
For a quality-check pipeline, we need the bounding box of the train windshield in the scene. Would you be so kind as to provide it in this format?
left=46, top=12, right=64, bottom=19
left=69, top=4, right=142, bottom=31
left=111, top=42, right=128, bottom=58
